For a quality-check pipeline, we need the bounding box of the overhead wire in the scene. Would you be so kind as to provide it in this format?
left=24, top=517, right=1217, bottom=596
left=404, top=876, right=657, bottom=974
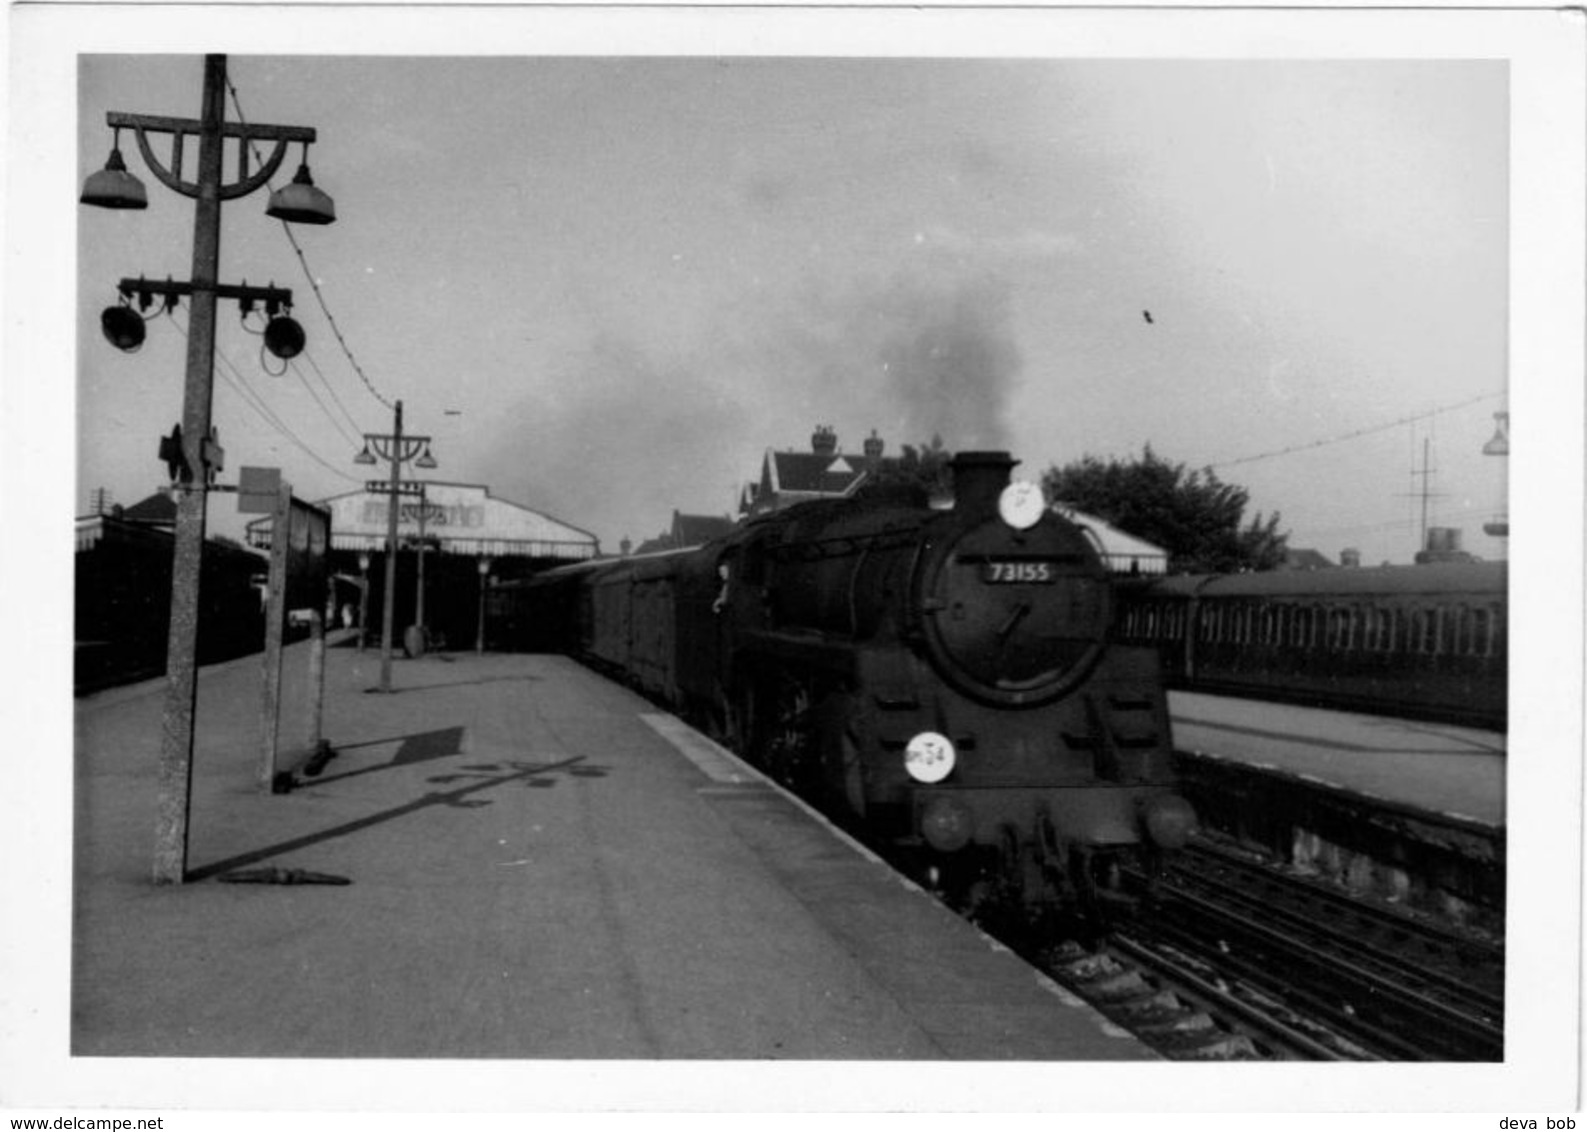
left=1204, top=390, right=1505, bottom=472
left=225, top=72, right=397, bottom=419
left=279, top=350, right=362, bottom=450
left=168, top=308, right=364, bottom=485
left=295, top=348, right=366, bottom=442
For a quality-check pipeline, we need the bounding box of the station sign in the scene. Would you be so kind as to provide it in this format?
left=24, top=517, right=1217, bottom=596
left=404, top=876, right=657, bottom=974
left=283, top=497, right=332, bottom=613
left=238, top=466, right=283, bottom=514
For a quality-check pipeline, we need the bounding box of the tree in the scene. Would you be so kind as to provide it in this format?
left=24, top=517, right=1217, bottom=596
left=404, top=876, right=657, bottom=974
left=1042, top=445, right=1288, bottom=573
left=855, top=433, right=954, bottom=504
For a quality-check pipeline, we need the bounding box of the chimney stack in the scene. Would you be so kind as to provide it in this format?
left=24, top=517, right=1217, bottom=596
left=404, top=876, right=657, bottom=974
left=811, top=425, right=837, bottom=456
left=949, top=451, right=1017, bottom=516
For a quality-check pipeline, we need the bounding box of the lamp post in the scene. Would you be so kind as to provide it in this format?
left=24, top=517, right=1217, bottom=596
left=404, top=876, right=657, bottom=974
left=357, top=552, right=371, bottom=651
left=82, top=54, right=335, bottom=885
left=355, top=399, right=437, bottom=692
left=476, top=555, right=493, bottom=654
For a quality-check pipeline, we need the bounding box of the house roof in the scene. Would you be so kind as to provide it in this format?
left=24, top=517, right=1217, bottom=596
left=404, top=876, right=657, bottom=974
left=671, top=511, right=736, bottom=547
left=119, top=492, right=177, bottom=525
left=767, top=450, right=875, bottom=495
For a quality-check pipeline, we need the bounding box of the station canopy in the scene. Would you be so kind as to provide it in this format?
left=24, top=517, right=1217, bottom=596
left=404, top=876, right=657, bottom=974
left=248, top=481, right=599, bottom=562
left=1053, top=504, right=1169, bottom=576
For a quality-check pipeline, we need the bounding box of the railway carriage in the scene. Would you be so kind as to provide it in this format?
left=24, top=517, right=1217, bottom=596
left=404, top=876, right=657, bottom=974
left=1118, top=562, right=1507, bottom=729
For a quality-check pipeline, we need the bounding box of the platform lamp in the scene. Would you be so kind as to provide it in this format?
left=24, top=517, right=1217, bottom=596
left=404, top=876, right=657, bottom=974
left=82, top=54, right=335, bottom=885
left=476, top=555, right=493, bottom=654
left=1482, top=412, right=1509, bottom=539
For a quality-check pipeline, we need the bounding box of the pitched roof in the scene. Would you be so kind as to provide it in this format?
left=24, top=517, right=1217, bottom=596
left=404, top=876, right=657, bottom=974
left=768, top=450, right=871, bottom=494
left=119, top=492, right=177, bottom=525
left=671, top=511, right=736, bottom=547
left=1053, top=505, right=1170, bottom=575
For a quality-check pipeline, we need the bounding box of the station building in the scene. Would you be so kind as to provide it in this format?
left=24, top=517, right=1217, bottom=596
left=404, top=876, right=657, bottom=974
left=247, top=480, right=597, bottom=649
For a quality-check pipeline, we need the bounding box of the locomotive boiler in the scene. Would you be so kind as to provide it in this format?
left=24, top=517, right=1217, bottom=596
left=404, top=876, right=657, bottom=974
left=502, top=450, right=1197, bottom=918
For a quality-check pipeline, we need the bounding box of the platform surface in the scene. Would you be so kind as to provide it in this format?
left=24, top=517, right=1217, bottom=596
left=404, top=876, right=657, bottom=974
left=69, top=640, right=1152, bottom=1064
left=1168, top=690, right=1505, bottom=828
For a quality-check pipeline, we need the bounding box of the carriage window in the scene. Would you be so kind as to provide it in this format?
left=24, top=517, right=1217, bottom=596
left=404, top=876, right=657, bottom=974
left=1487, top=605, right=1506, bottom=659
left=1412, top=609, right=1436, bottom=655
left=1472, top=608, right=1492, bottom=657
left=1327, top=607, right=1350, bottom=650
left=1456, top=608, right=1475, bottom=656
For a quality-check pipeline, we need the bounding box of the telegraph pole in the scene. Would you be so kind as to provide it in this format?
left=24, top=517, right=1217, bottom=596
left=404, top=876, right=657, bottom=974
left=83, top=54, right=334, bottom=883
left=356, top=399, right=436, bottom=692
left=382, top=400, right=403, bottom=689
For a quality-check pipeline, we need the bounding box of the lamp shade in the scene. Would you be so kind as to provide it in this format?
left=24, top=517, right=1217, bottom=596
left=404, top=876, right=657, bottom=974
left=263, top=315, right=306, bottom=360
left=101, top=305, right=146, bottom=351
left=81, top=147, right=148, bottom=210
left=1481, top=413, right=1509, bottom=457
left=266, top=164, right=336, bottom=225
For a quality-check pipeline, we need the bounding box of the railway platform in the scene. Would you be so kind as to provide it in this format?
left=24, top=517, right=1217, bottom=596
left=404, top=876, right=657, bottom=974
left=1165, top=691, right=1505, bottom=926
left=1168, top=691, right=1505, bottom=828
left=66, top=639, right=1151, bottom=1083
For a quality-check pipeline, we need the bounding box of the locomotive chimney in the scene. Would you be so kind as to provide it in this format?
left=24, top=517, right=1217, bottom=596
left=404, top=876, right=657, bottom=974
left=949, top=451, right=1017, bottom=516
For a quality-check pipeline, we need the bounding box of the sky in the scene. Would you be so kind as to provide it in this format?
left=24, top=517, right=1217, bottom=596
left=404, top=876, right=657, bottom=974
left=71, top=50, right=1512, bottom=564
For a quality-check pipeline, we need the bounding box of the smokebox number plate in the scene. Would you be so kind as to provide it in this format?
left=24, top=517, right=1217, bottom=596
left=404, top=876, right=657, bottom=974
left=981, top=560, right=1055, bottom=584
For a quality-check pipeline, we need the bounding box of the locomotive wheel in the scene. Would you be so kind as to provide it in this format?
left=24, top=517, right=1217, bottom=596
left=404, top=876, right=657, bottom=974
left=752, top=678, right=814, bottom=788
left=996, top=824, right=1050, bottom=910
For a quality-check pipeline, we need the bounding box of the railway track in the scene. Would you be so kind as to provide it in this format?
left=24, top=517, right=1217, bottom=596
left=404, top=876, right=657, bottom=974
left=1137, top=840, right=1505, bottom=1060
left=1038, top=935, right=1367, bottom=1060
left=992, top=838, right=1505, bottom=1061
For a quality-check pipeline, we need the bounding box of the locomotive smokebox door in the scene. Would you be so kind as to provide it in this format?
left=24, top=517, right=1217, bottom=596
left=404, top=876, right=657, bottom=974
left=917, top=513, right=1112, bottom=708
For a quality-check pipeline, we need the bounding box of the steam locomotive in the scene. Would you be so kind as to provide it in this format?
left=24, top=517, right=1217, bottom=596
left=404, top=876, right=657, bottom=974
left=494, top=451, right=1197, bottom=917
